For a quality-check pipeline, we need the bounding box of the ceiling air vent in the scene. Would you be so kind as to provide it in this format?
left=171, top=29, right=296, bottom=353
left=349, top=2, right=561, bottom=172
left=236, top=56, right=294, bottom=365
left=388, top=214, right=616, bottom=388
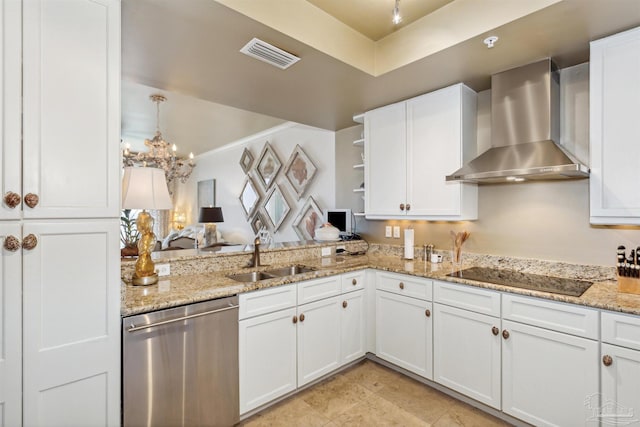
left=240, top=38, right=300, bottom=70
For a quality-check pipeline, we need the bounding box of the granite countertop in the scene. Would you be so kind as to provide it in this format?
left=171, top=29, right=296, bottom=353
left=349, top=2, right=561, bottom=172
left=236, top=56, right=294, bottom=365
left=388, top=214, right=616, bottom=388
left=121, top=253, right=640, bottom=318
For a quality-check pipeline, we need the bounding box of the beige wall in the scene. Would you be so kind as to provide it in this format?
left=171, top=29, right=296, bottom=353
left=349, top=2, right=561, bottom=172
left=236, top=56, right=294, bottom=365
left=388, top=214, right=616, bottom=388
left=346, top=63, right=640, bottom=266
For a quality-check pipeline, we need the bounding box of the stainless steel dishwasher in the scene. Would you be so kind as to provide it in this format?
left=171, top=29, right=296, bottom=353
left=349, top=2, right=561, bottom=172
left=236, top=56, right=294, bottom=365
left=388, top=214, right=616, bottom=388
left=123, top=295, right=239, bottom=427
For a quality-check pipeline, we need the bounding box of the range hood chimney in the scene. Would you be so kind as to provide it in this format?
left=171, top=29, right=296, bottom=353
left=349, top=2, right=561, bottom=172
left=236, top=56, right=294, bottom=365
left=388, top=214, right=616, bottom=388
left=446, top=59, right=589, bottom=183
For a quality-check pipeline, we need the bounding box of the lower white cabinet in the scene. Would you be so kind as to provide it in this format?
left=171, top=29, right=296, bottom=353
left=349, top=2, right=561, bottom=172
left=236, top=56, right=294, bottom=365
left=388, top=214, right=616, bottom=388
left=433, top=303, right=501, bottom=409
left=376, top=290, right=433, bottom=379
left=501, top=319, right=599, bottom=426
left=601, top=343, right=640, bottom=424
left=239, top=307, right=297, bottom=415
left=341, top=290, right=366, bottom=365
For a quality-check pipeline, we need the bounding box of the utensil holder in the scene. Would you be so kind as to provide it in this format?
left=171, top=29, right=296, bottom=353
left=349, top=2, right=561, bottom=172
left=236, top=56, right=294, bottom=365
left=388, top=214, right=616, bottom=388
left=618, top=275, right=640, bottom=295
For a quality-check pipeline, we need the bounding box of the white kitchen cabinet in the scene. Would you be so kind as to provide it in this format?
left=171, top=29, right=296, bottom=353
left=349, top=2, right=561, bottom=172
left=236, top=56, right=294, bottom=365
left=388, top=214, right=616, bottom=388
left=340, top=289, right=365, bottom=365
left=239, top=307, right=297, bottom=414
left=433, top=302, right=501, bottom=409
left=600, top=343, right=640, bottom=424
left=297, top=295, right=342, bottom=386
left=501, top=319, right=599, bottom=426
left=0, top=224, right=22, bottom=426
left=590, top=26, right=640, bottom=225
left=22, top=220, right=121, bottom=427
left=22, top=0, right=121, bottom=219
left=376, top=290, right=433, bottom=379
left=364, top=83, right=477, bottom=220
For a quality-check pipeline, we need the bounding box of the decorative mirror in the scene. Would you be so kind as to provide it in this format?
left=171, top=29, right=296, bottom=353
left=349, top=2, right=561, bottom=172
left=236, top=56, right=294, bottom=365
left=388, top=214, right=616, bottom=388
left=239, top=148, right=254, bottom=174
left=263, top=185, right=291, bottom=231
left=239, top=178, right=261, bottom=218
left=255, top=142, right=282, bottom=190
left=284, top=144, right=317, bottom=200
left=292, top=196, right=323, bottom=241
left=250, top=209, right=269, bottom=234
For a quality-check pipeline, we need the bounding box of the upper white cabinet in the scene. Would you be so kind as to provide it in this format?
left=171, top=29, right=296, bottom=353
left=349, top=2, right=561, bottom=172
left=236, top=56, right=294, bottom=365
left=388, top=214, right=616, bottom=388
left=21, top=0, right=121, bottom=219
left=590, top=26, right=640, bottom=225
left=364, top=83, right=478, bottom=220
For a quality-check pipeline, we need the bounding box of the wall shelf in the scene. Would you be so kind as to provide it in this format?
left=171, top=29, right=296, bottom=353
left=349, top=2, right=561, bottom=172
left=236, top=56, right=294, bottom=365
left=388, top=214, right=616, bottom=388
left=353, top=188, right=365, bottom=193
left=353, top=164, right=364, bottom=169
left=353, top=138, right=364, bottom=146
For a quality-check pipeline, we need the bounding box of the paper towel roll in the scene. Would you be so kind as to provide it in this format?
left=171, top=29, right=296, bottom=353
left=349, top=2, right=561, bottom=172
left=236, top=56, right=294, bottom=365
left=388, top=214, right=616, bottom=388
left=404, top=229, right=414, bottom=259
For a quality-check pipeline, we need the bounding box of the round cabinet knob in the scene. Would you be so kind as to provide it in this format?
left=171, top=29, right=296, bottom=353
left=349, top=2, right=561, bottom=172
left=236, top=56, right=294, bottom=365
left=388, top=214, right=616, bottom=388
left=4, top=192, right=21, bottom=209
left=292, top=315, right=298, bottom=324
left=399, top=282, right=405, bottom=290
left=425, top=309, right=431, bottom=317
left=492, top=326, right=499, bottom=336
left=603, top=355, right=613, bottom=366
left=343, top=301, right=348, bottom=308
left=3, top=235, right=21, bottom=252
left=299, top=313, right=305, bottom=322
left=352, top=278, right=357, bottom=286
left=22, top=234, right=38, bottom=250
left=400, top=203, right=405, bottom=211
left=502, top=329, right=510, bottom=340
left=406, top=204, right=411, bottom=211
left=24, top=193, right=39, bottom=209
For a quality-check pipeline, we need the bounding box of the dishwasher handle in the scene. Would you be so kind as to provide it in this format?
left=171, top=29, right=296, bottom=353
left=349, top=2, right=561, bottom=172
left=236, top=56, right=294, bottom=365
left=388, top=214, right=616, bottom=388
left=127, top=303, right=238, bottom=333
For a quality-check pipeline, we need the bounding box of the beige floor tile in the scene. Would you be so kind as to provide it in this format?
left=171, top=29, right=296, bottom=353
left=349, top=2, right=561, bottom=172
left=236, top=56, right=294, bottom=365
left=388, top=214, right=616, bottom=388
left=239, top=396, right=331, bottom=427
left=331, top=394, right=430, bottom=427
left=338, top=360, right=403, bottom=393
left=299, top=373, right=375, bottom=419
left=433, top=402, right=510, bottom=427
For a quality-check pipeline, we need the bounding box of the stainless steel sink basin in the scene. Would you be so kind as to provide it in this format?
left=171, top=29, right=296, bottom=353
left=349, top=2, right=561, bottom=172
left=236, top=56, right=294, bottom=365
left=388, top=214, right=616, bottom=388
left=264, top=265, right=316, bottom=277
left=227, top=265, right=316, bottom=283
left=227, top=271, right=277, bottom=283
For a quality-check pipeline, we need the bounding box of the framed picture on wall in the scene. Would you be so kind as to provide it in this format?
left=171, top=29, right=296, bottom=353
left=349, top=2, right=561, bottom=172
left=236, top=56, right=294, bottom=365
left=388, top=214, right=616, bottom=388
left=239, top=148, right=254, bottom=174
left=292, top=196, right=323, bottom=241
left=254, top=142, right=282, bottom=191
left=197, top=179, right=216, bottom=209
left=284, top=144, right=317, bottom=200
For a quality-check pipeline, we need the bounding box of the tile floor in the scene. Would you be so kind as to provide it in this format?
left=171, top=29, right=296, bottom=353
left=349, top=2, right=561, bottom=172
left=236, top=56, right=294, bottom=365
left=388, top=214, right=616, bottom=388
left=239, top=360, right=512, bottom=426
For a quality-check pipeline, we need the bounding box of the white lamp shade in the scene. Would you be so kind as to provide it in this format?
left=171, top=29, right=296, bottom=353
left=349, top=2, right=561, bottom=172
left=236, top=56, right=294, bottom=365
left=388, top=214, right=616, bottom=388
left=122, top=167, right=173, bottom=210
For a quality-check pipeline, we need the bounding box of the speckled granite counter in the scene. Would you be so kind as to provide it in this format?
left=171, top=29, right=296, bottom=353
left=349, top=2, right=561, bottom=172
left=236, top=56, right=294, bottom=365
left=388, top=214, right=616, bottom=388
left=121, top=244, right=640, bottom=317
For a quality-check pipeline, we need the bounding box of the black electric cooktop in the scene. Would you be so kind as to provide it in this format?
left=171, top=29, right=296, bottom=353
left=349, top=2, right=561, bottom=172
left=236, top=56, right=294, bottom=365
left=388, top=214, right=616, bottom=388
left=447, top=267, right=593, bottom=297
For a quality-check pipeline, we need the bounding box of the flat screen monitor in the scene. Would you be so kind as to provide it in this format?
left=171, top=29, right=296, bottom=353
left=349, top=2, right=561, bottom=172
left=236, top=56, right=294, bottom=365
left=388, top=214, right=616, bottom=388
left=324, top=209, right=352, bottom=236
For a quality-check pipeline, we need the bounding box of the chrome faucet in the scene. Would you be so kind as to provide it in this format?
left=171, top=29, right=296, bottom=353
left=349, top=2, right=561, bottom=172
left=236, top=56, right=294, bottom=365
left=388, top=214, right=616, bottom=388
left=248, top=237, right=261, bottom=268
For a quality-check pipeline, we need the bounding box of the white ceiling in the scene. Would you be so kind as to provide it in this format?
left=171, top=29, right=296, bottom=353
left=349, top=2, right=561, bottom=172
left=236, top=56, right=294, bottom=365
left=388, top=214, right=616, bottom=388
left=121, top=0, right=640, bottom=156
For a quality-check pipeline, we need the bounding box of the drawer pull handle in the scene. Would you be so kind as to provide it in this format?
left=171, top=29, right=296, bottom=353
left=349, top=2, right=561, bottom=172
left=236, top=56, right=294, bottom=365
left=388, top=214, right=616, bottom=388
left=343, top=301, right=348, bottom=308
left=352, top=278, right=357, bottom=286
left=22, top=234, right=38, bottom=250
left=406, top=204, right=411, bottom=211
left=24, top=193, right=39, bottom=208
left=502, top=329, right=510, bottom=340
left=4, top=191, right=21, bottom=208
left=299, top=313, right=305, bottom=322
left=425, top=309, right=431, bottom=317
left=400, top=203, right=405, bottom=211
left=292, top=315, right=298, bottom=324
left=603, top=355, right=613, bottom=366
left=399, top=282, right=404, bottom=290
left=3, top=235, right=20, bottom=252
left=492, top=326, right=499, bottom=336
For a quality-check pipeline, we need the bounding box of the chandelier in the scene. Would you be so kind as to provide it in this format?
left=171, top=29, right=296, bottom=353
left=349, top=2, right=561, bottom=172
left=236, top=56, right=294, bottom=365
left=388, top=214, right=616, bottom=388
left=123, top=94, right=195, bottom=185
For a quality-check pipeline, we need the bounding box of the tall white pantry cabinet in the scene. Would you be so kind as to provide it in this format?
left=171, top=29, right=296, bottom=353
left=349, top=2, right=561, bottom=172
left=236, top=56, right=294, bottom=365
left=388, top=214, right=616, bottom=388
left=1, top=1, right=121, bottom=426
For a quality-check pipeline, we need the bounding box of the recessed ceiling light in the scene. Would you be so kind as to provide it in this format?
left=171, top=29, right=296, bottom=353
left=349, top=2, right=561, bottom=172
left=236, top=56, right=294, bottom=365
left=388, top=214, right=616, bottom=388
left=483, top=36, right=499, bottom=49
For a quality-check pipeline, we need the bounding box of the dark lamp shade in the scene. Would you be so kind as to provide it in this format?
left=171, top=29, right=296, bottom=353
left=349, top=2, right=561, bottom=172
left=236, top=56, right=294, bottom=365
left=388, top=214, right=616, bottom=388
left=199, top=207, right=224, bottom=223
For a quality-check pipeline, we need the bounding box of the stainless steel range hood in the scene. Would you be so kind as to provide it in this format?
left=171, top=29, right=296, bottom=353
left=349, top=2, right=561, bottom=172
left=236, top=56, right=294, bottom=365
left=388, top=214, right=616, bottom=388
left=446, top=59, right=589, bottom=183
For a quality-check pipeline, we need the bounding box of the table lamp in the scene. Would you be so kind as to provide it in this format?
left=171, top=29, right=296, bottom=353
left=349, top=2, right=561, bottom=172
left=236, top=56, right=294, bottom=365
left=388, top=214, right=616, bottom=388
left=122, top=167, right=173, bottom=285
left=199, top=207, right=224, bottom=247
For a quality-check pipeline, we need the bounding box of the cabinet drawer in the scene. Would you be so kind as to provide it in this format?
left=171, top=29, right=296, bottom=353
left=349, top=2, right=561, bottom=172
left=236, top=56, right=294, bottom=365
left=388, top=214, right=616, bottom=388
left=602, top=311, right=640, bottom=351
left=297, top=276, right=342, bottom=305
left=341, top=270, right=365, bottom=293
left=376, top=272, right=432, bottom=301
left=434, top=281, right=500, bottom=317
left=502, top=294, right=599, bottom=339
left=239, top=284, right=296, bottom=320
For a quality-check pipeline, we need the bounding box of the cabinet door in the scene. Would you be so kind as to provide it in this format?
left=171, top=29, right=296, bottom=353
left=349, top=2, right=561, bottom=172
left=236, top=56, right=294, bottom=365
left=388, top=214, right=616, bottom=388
left=433, top=303, right=500, bottom=409
left=239, top=307, right=297, bottom=414
left=376, top=290, right=432, bottom=379
left=340, top=290, right=365, bottom=365
left=502, top=319, right=598, bottom=426
left=365, top=102, right=407, bottom=217
left=590, top=27, right=640, bottom=224
left=22, top=220, right=120, bottom=427
left=0, top=0, right=21, bottom=220
left=297, top=296, right=341, bottom=386
left=0, top=223, right=22, bottom=426
left=23, top=0, right=120, bottom=219
left=601, top=343, right=640, bottom=424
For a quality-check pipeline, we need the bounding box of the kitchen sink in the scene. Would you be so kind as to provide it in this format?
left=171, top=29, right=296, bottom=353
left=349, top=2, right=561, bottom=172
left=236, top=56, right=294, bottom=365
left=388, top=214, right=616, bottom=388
left=227, top=265, right=316, bottom=283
